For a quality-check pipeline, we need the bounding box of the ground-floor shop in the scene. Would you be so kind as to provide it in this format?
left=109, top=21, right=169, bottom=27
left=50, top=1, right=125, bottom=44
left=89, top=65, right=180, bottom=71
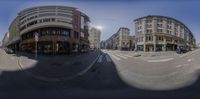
left=136, top=44, right=178, bottom=52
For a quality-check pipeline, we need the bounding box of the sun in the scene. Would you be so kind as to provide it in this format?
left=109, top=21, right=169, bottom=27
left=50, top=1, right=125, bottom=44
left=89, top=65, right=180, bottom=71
left=95, top=25, right=103, bottom=30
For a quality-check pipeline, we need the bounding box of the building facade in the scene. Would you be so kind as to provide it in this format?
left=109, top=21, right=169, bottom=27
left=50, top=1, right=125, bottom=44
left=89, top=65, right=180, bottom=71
left=105, top=27, right=134, bottom=50
left=2, top=32, right=9, bottom=47
left=88, top=27, right=101, bottom=49
left=5, top=5, right=90, bottom=54
left=100, top=40, right=106, bottom=49
left=8, top=16, right=20, bottom=51
left=134, top=15, right=196, bottom=52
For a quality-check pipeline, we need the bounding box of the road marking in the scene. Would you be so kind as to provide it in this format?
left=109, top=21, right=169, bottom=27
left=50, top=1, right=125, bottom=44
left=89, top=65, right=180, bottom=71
left=176, top=65, right=183, bottom=68
left=110, top=54, right=121, bottom=61
left=121, top=54, right=133, bottom=57
left=101, top=50, right=106, bottom=53
left=187, top=59, right=192, bottom=62
left=147, top=58, right=174, bottom=62
left=115, top=54, right=128, bottom=59
left=105, top=55, right=112, bottom=62
left=183, top=63, right=189, bottom=66
left=97, top=55, right=103, bottom=63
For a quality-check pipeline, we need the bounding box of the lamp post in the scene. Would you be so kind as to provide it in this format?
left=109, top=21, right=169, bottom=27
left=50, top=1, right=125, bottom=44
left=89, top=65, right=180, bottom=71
left=35, top=32, right=38, bottom=59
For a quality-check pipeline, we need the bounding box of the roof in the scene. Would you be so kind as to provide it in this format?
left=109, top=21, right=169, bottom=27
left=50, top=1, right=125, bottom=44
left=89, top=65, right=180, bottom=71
left=18, top=5, right=77, bottom=15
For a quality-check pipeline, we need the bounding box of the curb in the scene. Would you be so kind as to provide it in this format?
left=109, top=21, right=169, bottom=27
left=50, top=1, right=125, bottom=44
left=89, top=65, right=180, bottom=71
left=18, top=52, right=101, bottom=82
left=179, top=48, right=200, bottom=58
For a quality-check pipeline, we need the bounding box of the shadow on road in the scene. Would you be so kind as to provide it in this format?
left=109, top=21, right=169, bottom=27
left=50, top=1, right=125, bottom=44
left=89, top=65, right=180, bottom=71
left=0, top=50, right=200, bottom=99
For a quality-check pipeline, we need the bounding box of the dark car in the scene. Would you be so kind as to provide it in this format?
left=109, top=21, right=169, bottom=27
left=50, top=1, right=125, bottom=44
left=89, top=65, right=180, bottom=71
left=176, top=47, right=187, bottom=54
left=4, top=48, right=15, bottom=54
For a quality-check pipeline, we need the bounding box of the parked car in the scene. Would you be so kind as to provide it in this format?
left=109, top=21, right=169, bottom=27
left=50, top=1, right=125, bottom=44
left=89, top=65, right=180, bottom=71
left=72, top=49, right=78, bottom=53
left=4, top=48, right=15, bottom=54
left=176, top=46, right=187, bottom=54
left=89, top=49, right=95, bottom=52
left=80, top=49, right=89, bottom=53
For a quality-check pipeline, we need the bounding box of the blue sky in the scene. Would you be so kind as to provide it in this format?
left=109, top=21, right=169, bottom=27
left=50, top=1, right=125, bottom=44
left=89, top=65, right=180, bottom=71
left=0, top=0, right=200, bottom=43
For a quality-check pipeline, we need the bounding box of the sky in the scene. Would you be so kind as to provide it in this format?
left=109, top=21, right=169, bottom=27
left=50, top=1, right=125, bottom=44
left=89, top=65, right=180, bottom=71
left=0, top=0, right=200, bottom=43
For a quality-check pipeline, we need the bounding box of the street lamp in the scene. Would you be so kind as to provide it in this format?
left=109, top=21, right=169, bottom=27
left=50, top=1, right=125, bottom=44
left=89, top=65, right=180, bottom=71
left=35, top=32, right=38, bottom=59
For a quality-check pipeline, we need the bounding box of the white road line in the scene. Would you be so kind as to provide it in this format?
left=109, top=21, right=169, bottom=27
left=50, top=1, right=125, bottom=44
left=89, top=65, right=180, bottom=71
left=187, top=59, right=192, bottom=62
left=110, top=54, right=121, bottom=61
left=97, top=55, right=103, bottom=63
left=115, top=54, right=128, bottom=59
left=121, top=54, right=133, bottom=57
left=176, top=65, right=183, bottom=68
left=102, top=50, right=107, bottom=53
left=105, top=55, right=112, bottom=62
left=147, top=58, right=174, bottom=62
left=183, top=63, right=189, bottom=66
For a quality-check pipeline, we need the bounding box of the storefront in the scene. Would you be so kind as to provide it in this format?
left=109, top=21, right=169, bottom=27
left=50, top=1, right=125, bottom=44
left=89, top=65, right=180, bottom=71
left=146, top=44, right=154, bottom=52
left=137, top=45, right=144, bottom=51
left=20, top=27, right=75, bottom=54
left=166, top=44, right=177, bottom=51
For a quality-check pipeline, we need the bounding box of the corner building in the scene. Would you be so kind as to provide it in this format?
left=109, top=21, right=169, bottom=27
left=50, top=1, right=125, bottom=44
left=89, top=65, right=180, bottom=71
left=8, top=5, right=90, bottom=54
left=134, top=15, right=196, bottom=52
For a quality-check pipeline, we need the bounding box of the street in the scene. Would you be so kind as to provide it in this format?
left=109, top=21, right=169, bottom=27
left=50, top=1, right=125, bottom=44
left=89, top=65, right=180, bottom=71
left=102, top=49, right=200, bottom=90
left=0, top=48, right=200, bottom=98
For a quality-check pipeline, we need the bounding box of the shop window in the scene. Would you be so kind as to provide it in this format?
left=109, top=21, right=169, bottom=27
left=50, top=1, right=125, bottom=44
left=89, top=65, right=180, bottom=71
left=43, top=18, right=51, bottom=22
left=63, top=30, right=70, bottom=36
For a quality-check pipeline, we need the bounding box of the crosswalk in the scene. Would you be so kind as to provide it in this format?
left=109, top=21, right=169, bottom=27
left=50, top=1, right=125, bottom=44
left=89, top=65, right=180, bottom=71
left=108, top=51, right=134, bottom=61
left=97, top=50, right=136, bottom=63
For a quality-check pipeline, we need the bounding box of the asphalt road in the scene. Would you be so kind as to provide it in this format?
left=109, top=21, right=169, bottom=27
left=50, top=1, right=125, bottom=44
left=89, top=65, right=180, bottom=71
left=1, top=48, right=200, bottom=99
left=104, top=49, right=200, bottom=90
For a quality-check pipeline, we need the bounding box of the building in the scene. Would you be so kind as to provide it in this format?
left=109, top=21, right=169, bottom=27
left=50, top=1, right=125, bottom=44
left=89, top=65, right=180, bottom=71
left=128, top=35, right=136, bottom=51
left=0, top=41, right=2, bottom=47
left=105, top=33, right=116, bottom=49
left=88, top=27, right=101, bottom=49
left=8, top=16, right=20, bottom=51
left=4, top=5, right=90, bottom=54
left=134, top=15, right=196, bottom=52
left=100, top=40, right=106, bottom=49
left=105, top=27, right=134, bottom=50
left=197, top=43, right=200, bottom=48
left=2, top=32, right=9, bottom=47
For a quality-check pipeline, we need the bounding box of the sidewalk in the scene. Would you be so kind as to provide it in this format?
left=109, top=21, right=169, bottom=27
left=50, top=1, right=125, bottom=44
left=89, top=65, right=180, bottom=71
left=132, top=51, right=194, bottom=60
left=18, top=51, right=101, bottom=81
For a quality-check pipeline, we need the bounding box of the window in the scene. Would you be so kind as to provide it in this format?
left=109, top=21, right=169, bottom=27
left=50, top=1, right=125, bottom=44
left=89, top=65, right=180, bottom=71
left=27, top=20, right=37, bottom=27
left=74, top=32, right=79, bottom=39
left=159, top=36, right=163, bottom=41
left=157, top=29, right=163, bottom=33
left=43, top=18, right=51, bottom=22
left=146, top=29, right=152, bottom=34
left=51, top=18, right=55, bottom=22
left=63, top=31, right=69, bottom=36
left=166, top=37, right=172, bottom=42
left=147, top=24, right=152, bottom=28
left=146, top=20, right=152, bottom=23
left=39, top=20, right=42, bottom=23
left=20, top=25, right=26, bottom=31
left=146, top=35, right=153, bottom=41
left=157, top=24, right=163, bottom=28
left=158, top=19, right=163, bottom=23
